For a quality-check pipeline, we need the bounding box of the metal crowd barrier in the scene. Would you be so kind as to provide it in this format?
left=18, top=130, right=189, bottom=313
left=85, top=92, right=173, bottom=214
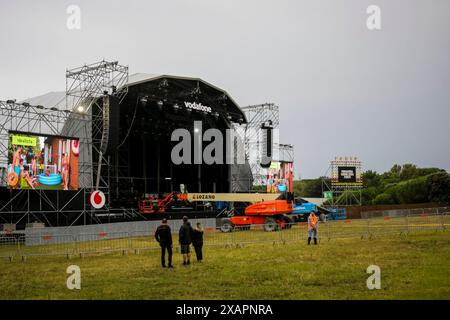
left=77, top=232, right=131, bottom=256
left=0, top=212, right=448, bottom=261
left=129, top=230, right=160, bottom=253
left=0, top=236, right=18, bottom=261
left=20, top=234, right=75, bottom=258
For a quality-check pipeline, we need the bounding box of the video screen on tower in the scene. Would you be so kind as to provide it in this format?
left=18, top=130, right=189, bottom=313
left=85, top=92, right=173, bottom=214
left=7, top=132, right=79, bottom=190
left=337, top=166, right=357, bottom=183
left=266, top=161, right=294, bottom=193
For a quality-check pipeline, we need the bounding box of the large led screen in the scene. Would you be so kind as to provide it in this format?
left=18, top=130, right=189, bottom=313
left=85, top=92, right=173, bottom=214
left=7, top=132, right=79, bottom=190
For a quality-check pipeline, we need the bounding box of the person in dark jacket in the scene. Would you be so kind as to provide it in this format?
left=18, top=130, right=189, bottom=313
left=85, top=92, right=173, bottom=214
left=192, top=222, right=204, bottom=262
left=155, top=218, right=173, bottom=268
left=179, top=216, right=194, bottom=265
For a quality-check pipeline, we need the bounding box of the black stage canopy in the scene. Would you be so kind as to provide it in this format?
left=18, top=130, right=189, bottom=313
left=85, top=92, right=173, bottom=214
left=99, top=74, right=251, bottom=208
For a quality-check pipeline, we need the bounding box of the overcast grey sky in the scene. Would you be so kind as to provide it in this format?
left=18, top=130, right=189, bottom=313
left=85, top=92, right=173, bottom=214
left=1, top=0, right=449, bottom=178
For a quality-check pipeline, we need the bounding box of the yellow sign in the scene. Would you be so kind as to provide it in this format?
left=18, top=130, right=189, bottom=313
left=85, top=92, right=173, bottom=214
left=11, top=135, right=37, bottom=147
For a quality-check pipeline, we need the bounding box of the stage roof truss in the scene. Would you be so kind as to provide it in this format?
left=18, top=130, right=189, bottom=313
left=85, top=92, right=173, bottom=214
left=66, top=60, right=129, bottom=113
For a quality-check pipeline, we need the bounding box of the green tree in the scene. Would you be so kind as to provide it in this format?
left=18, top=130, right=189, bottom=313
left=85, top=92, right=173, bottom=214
left=390, top=164, right=402, bottom=177
left=293, top=177, right=330, bottom=198
left=399, top=164, right=418, bottom=180
left=293, top=180, right=305, bottom=198
left=393, top=176, right=428, bottom=204
left=361, top=187, right=379, bottom=205
left=372, top=193, right=395, bottom=205
left=427, top=172, right=450, bottom=203
left=417, top=167, right=445, bottom=176
left=363, top=170, right=382, bottom=188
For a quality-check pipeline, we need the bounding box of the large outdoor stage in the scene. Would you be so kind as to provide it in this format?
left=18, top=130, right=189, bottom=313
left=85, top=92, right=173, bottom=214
left=0, top=60, right=296, bottom=229
left=0, top=61, right=256, bottom=228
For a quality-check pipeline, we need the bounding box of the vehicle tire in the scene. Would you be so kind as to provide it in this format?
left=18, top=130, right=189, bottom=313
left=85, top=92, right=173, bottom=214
left=263, top=217, right=278, bottom=232
left=220, top=221, right=234, bottom=233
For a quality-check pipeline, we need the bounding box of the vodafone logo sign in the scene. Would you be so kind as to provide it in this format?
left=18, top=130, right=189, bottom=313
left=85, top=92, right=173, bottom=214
left=184, top=101, right=212, bottom=113
left=90, top=190, right=106, bottom=209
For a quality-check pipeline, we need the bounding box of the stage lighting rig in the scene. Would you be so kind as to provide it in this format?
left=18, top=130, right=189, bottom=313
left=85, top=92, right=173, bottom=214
left=217, top=93, right=228, bottom=106
left=140, top=96, right=148, bottom=105
left=158, top=79, right=169, bottom=89
left=190, top=83, right=202, bottom=98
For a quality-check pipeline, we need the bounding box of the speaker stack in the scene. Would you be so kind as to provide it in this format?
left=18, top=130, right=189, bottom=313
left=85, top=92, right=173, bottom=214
left=101, top=95, right=120, bottom=155
left=260, top=122, right=273, bottom=168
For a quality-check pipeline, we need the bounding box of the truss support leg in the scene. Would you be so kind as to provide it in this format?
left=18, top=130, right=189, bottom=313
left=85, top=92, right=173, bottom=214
left=96, top=150, right=103, bottom=190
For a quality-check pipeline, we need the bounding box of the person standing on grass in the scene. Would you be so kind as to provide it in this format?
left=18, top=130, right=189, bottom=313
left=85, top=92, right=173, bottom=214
left=192, top=222, right=204, bottom=262
left=307, top=211, right=319, bottom=245
left=179, top=216, right=194, bottom=265
left=155, top=218, right=173, bottom=268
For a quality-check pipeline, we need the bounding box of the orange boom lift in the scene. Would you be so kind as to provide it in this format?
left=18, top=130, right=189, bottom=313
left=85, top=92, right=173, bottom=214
left=222, top=193, right=294, bottom=232
left=138, top=191, right=295, bottom=232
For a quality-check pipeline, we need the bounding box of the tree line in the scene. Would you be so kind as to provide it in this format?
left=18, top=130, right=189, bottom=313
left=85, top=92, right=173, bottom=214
left=293, top=164, right=450, bottom=205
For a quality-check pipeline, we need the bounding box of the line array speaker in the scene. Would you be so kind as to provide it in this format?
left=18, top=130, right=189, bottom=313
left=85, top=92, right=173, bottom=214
left=101, top=95, right=120, bottom=155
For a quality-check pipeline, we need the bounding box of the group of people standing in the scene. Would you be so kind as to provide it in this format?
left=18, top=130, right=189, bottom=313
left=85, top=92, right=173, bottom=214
left=154, top=216, right=204, bottom=268
left=154, top=211, right=319, bottom=268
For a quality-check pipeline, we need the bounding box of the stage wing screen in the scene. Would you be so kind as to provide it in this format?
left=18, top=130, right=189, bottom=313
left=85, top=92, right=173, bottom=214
left=337, top=166, right=357, bottom=183
left=7, top=132, right=79, bottom=190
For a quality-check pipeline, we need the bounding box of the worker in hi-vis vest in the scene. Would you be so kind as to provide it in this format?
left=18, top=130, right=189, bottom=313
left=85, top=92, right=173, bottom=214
left=307, top=211, right=319, bottom=245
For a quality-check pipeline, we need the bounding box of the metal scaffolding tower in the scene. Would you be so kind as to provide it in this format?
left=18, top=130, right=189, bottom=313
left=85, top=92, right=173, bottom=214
left=0, top=60, right=131, bottom=225
left=322, top=157, right=363, bottom=207
left=65, top=60, right=129, bottom=191
left=66, top=60, right=129, bottom=112
left=241, top=103, right=295, bottom=186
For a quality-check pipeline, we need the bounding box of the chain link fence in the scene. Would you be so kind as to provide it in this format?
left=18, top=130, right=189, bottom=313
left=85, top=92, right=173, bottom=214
left=1, top=209, right=448, bottom=262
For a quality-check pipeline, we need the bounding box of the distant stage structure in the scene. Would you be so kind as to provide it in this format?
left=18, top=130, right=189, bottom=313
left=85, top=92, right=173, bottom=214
left=322, top=156, right=363, bottom=206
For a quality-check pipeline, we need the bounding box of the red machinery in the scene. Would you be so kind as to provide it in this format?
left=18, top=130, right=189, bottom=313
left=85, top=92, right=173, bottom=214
left=221, top=193, right=294, bottom=232
left=138, top=192, right=189, bottom=214
left=138, top=191, right=295, bottom=232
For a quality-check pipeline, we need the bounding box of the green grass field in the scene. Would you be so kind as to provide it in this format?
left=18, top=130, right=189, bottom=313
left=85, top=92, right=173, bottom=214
left=0, top=229, right=449, bottom=300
